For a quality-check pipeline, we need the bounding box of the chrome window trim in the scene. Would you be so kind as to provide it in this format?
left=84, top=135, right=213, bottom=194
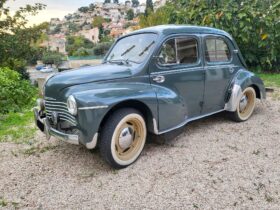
left=204, top=35, right=233, bottom=65
left=155, top=35, right=201, bottom=68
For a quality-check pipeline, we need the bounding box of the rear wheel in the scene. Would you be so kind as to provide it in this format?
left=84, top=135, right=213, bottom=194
left=99, top=108, right=147, bottom=169
left=230, top=87, right=256, bottom=122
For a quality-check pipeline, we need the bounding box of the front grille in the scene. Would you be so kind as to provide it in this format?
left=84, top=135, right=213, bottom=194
left=45, top=97, right=77, bottom=126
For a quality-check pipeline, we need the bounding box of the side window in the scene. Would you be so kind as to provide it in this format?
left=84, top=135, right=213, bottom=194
left=158, top=37, right=198, bottom=65
left=177, top=37, right=198, bottom=64
left=158, top=39, right=177, bottom=65
left=205, top=37, right=231, bottom=62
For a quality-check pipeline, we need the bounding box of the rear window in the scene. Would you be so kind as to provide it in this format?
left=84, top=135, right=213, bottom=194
left=205, top=37, right=231, bottom=62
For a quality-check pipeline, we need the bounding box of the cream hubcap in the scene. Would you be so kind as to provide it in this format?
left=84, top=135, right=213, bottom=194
left=119, top=127, right=134, bottom=150
left=239, top=95, right=248, bottom=112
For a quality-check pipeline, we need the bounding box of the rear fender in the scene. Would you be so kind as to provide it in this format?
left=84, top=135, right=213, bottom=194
left=225, top=69, right=266, bottom=112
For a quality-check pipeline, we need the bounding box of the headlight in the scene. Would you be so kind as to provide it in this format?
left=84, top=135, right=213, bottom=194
left=67, top=95, right=77, bottom=116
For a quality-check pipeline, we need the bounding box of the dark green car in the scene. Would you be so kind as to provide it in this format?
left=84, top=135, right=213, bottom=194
left=34, top=25, right=266, bottom=168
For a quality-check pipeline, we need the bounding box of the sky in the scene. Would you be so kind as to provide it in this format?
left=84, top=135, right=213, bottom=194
left=6, top=0, right=146, bottom=25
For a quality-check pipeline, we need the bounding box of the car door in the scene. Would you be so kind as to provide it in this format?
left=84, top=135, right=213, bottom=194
left=202, top=35, right=237, bottom=114
left=150, top=35, right=205, bottom=132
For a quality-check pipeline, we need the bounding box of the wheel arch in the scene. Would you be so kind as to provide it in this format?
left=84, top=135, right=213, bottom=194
left=225, top=69, right=265, bottom=112
left=99, top=99, right=157, bottom=134
left=250, top=84, right=261, bottom=99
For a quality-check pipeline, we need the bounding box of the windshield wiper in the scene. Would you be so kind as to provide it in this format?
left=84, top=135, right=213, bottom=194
left=121, top=45, right=136, bottom=56
left=139, top=41, right=155, bottom=57
left=107, top=58, right=139, bottom=65
left=108, top=59, right=130, bottom=65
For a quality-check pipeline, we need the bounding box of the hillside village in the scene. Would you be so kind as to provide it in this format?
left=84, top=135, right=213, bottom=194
left=42, top=0, right=166, bottom=56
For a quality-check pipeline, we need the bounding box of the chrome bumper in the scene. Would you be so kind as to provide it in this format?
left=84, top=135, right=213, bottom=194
left=33, top=108, right=79, bottom=145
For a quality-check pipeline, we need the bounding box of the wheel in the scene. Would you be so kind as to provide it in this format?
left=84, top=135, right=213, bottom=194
left=230, top=87, right=256, bottom=122
left=99, top=108, right=147, bottom=169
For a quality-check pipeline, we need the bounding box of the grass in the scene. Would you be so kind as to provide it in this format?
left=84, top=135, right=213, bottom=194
left=256, top=73, right=280, bottom=87
left=0, top=110, right=37, bottom=144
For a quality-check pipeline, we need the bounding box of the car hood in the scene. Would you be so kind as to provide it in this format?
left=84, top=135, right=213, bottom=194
left=45, top=64, right=133, bottom=95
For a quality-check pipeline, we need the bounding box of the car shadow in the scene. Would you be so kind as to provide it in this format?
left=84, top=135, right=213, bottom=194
left=51, top=102, right=265, bottom=174
left=147, top=111, right=229, bottom=145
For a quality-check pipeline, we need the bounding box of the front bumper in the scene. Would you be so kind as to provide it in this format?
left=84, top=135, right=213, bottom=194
left=33, top=108, right=79, bottom=145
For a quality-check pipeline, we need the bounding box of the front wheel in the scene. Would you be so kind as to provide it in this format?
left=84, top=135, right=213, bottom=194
left=99, top=108, right=147, bottom=169
left=229, top=87, right=256, bottom=122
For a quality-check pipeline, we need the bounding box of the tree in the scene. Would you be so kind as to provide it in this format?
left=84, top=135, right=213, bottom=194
left=127, top=9, right=135, bottom=20
left=0, top=0, right=46, bottom=34
left=89, top=3, right=96, bottom=11
left=42, top=51, right=64, bottom=66
left=78, top=6, right=89, bottom=13
left=104, top=0, right=111, bottom=4
left=92, top=16, right=106, bottom=28
left=114, top=0, right=119, bottom=4
left=0, top=0, right=46, bottom=78
left=145, top=0, right=154, bottom=16
left=140, top=0, right=280, bottom=72
left=132, top=0, right=140, bottom=7
left=66, top=36, right=94, bottom=56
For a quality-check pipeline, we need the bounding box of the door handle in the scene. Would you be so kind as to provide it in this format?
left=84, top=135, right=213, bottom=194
left=229, top=67, right=235, bottom=73
left=153, top=75, right=165, bottom=83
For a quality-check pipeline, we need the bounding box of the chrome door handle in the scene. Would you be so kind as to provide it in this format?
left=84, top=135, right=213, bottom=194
left=153, top=75, right=165, bottom=83
left=229, top=67, right=235, bottom=73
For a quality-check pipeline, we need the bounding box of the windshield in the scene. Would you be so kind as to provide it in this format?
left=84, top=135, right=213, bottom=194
left=105, top=33, right=158, bottom=64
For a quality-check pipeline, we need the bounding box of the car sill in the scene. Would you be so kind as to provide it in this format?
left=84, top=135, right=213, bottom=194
left=154, top=109, right=225, bottom=135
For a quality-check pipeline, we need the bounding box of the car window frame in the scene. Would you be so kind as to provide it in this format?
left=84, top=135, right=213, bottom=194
left=155, top=34, right=201, bottom=69
left=103, top=32, right=159, bottom=64
left=203, top=35, right=233, bottom=66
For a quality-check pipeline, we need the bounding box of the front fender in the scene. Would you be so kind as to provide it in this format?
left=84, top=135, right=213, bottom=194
left=65, top=81, right=157, bottom=146
left=225, top=69, right=266, bottom=112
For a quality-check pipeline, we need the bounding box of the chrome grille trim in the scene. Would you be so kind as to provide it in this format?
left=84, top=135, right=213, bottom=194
left=45, top=97, right=77, bottom=126
left=46, top=113, right=77, bottom=125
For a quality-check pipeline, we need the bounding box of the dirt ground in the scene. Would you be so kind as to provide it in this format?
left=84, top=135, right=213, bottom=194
left=0, top=91, right=280, bottom=209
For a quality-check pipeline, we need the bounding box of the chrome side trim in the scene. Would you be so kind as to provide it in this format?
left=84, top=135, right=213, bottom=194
left=154, top=109, right=225, bottom=135
left=86, top=133, right=98, bottom=149
left=79, top=105, right=109, bottom=110
left=224, top=84, right=242, bottom=112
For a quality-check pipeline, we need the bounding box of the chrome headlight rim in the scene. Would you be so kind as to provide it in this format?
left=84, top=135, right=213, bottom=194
left=67, top=95, right=78, bottom=116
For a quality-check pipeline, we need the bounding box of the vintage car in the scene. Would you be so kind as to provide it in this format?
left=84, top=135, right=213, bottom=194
left=34, top=25, right=266, bottom=168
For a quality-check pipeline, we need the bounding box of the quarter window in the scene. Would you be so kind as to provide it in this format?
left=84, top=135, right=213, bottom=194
left=205, top=37, right=231, bottom=62
left=158, top=37, right=198, bottom=65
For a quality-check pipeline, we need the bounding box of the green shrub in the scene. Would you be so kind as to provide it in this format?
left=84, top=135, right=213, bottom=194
left=0, top=67, right=37, bottom=114
left=140, top=0, right=280, bottom=72
left=42, top=51, right=64, bottom=66
left=93, top=42, right=112, bottom=56
left=73, top=47, right=90, bottom=57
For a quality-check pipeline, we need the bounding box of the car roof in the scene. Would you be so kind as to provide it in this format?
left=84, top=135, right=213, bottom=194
left=130, top=25, right=232, bottom=38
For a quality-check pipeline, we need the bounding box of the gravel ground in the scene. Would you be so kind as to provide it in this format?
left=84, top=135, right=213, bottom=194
left=0, top=91, right=280, bottom=209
